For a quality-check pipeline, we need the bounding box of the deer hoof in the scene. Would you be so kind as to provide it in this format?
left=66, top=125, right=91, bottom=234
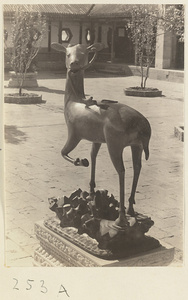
left=115, top=216, right=129, bottom=228
left=74, top=158, right=81, bottom=166
left=114, top=211, right=129, bottom=228
left=74, top=158, right=89, bottom=167
left=127, top=206, right=135, bottom=217
left=81, top=158, right=89, bottom=167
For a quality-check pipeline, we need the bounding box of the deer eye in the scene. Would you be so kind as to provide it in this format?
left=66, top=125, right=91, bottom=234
left=66, top=53, right=70, bottom=58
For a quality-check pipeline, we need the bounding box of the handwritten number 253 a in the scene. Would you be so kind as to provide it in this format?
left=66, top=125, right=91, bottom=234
left=13, top=279, right=69, bottom=297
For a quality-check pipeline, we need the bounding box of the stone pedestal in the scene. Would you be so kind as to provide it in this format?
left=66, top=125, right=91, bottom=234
left=34, top=220, right=175, bottom=267
left=174, top=125, right=184, bottom=142
left=8, top=71, right=38, bottom=88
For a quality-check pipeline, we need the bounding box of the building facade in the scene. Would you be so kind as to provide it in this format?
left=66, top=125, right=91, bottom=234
left=3, top=4, right=184, bottom=71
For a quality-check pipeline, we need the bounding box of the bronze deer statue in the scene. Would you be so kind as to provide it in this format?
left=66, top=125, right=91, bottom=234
left=51, top=42, right=151, bottom=228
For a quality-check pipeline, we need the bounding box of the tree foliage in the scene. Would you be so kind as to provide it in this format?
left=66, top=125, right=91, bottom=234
left=126, top=5, right=158, bottom=88
left=11, top=6, right=46, bottom=95
left=161, top=5, right=184, bottom=42
left=126, top=4, right=184, bottom=89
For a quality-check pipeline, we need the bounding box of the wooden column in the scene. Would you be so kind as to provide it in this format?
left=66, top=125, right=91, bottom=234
left=48, top=21, right=51, bottom=52
left=111, top=21, right=115, bottom=62
left=79, top=22, right=83, bottom=44
left=58, top=20, right=62, bottom=43
left=90, top=21, right=94, bottom=45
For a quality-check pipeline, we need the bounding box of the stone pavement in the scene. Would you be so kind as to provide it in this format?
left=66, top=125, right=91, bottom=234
left=3, top=71, right=184, bottom=266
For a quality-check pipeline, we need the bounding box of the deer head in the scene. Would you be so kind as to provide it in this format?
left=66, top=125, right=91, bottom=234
left=51, top=42, right=104, bottom=72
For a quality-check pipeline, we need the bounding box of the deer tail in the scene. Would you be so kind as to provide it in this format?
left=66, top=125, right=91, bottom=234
left=142, top=120, right=151, bottom=161
left=142, top=134, right=150, bottom=160
left=143, top=144, right=150, bottom=160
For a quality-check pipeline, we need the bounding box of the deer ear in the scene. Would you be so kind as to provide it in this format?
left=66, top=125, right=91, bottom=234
left=51, top=42, right=66, bottom=52
left=87, top=43, right=105, bottom=52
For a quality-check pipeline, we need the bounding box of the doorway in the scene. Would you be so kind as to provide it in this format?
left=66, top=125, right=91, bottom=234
left=114, top=26, right=134, bottom=63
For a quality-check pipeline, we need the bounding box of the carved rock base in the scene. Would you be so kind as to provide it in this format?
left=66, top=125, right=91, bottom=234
left=48, top=189, right=156, bottom=252
left=34, top=219, right=175, bottom=267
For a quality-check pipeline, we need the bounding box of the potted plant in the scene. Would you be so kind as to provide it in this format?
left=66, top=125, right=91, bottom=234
left=124, top=4, right=184, bottom=97
left=4, top=6, right=46, bottom=104
left=124, top=5, right=162, bottom=97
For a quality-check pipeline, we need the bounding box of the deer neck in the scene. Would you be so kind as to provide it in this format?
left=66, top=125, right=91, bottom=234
left=64, top=70, right=85, bottom=105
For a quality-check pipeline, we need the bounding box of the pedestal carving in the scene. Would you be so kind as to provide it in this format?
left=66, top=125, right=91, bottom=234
left=34, top=219, right=175, bottom=267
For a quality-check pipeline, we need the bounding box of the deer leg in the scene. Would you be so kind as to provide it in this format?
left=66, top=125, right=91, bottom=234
left=61, top=133, right=89, bottom=167
left=127, top=145, right=143, bottom=216
left=90, top=143, right=101, bottom=193
left=106, top=143, right=128, bottom=227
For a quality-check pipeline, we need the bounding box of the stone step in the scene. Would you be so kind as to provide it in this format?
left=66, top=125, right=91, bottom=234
left=94, top=62, right=184, bottom=82
left=97, top=68, right=125, bottom=75
left=95, top=63, right=125, bottom=75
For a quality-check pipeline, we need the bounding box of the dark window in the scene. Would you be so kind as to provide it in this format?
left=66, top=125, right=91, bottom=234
left=61, top=28, right=72, bottom=43
left=85, top=29, right=91, bottom=43
left=85, top=28, right=95, bottom=44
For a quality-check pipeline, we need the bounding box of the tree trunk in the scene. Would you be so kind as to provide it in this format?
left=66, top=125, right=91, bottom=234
left=144, top=65, right=150, bottom=88
left=144, top=57, right=154, bottom=88
left=19, top=86, right=22, bottom=96
left=19, top=77, right=24, bottom=96
left=140, top=55, right=144, bottom=89
left=19, top=72, right=27, bottom=96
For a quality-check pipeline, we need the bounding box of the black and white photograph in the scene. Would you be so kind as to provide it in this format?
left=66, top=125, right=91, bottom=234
left=0, top=1, right=187, bottom=299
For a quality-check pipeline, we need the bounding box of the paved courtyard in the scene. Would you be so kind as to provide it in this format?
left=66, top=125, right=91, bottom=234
left=4, top=71, right=184, bottom=266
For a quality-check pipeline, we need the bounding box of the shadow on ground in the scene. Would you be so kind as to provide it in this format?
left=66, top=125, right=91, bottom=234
left=4, top=125, right=27, bottom=144
left=26, top=86, right=65, bottom=94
